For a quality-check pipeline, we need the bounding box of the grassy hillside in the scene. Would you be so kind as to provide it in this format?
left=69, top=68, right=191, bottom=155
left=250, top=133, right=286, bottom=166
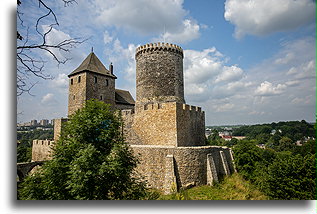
left=157, top=173, right=267, bottom=200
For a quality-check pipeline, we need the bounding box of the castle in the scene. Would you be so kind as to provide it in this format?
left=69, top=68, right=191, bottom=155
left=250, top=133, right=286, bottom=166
left=32, top=42, right=235, bottom=193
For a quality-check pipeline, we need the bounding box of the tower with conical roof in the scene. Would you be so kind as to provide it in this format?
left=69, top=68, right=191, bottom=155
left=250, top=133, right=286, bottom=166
left=67, top=51, right=117, bottom=115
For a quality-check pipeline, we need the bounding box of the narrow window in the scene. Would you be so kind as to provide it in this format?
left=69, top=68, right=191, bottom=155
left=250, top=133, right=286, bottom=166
left=73, top=95, right=75, bottom=100
left=78, top=76, right=81, bottom=83
left=94, top=76, right=97, bottom=83
left=106, top=79, right=109, bottom=86
left=70, top=79, right=73, bottom=85
left=100, top=95, right=103, bottom=100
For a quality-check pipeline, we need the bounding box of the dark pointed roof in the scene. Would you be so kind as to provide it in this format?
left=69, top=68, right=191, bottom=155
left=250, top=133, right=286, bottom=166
left=115, top=89, right=135, bottom=105
left=68, top=52, right=116, bottom=78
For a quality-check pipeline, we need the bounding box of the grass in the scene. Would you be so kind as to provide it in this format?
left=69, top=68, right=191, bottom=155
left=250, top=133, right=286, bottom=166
left=156, top=173, right=268, bottom=200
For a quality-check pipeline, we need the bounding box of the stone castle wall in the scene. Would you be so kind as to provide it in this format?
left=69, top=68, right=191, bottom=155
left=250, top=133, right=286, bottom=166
left=53, top=118, right=68, bottom=142
left=32, top=140, right=54, bottom=161
left=85, top=72, right=116, bottom=108
left=68, top=72, right=87, bottom=116
left=125, top=102, right=205, bottom=147
left=131, top=145, right=234, bottom=193
left=176, top=103, right=205, bottom=146
left=135, top=43, right=185, bottom=105
left=68, top=72, right=116, bottom=115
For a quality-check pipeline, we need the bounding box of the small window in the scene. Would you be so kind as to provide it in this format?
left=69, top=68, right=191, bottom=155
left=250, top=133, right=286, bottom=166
left=100, top=95, right=103, bottom=100
left=78, top=76, right=81, bottom=83
left=106, top=79, right=109, bottom=86
left=71, top=79, right=73, bottom=85
left=73, top=95, right=75, bottom=100
left=94, top=76, right=97, bottom=83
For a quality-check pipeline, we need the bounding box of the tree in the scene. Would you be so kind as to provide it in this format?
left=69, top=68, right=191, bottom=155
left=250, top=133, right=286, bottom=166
left=258, top=153, right=316, bottom=199
left=233, top=140, right=263, bottom=181
left=19, top=100, right=146, bottom=200
left=17, top=0, right=85, bottom=96
left=276, top=136, right=294, bottom=152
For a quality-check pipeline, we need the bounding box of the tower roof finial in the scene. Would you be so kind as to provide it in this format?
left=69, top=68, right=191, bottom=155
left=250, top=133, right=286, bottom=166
left=91, top=47, right=94, bottom=53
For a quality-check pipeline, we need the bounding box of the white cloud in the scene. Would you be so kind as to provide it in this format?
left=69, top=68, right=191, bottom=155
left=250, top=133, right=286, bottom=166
left=215, top=103, right=235, bottom=112
left=51, top=73, right=68, bottom=88
left=274, top=53, right=295, bottom=65
left=255, top=81, right=287, bottom=96
left=214, top=65, right=244, bottom=83
left=182, top=47, right=249, bottom=103
left=154, top=19, right=200, bottom=44
left=41, top=25, right=73, bottom=60
left=103, top=30, right=113, bottom=44
left=94, top=0, right=187, bottom=35
left=224, top=0, right=316, bottom=38
left=184, top=48, right=224, bottom=84
left=41, top=93, right=57, bottom=105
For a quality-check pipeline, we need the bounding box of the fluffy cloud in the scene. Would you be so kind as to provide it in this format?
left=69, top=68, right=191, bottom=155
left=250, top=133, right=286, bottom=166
left=93, top=0, right=201, bottom=43
left=41, top=93, right=57, bottom=105
left=224, top=0, right=316, bottom=38
left=255, top=81, right=287, bottom=96
left=103, top=30, right=114, bottom=44
left=41, top=25, right=72, bottom=61
left=214, top=65, right=244, bottom=83
left=183, top=47, right=248, bottom=103
left=154, top=19, right=201, bottom=44
left=95, top=0, right=187, bottom=35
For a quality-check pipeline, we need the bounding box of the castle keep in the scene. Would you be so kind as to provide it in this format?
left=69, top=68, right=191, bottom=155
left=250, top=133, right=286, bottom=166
left=32, top=42, right=235, bottom=193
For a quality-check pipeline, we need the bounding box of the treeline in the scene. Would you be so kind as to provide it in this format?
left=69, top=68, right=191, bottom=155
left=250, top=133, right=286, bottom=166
left=229, top=120, right=316, bottom=200
left=232, top=120, right=315, bottom=142
left=17, top=129, right=53, bottom=162
left=207, top=120, right=316, bottom=199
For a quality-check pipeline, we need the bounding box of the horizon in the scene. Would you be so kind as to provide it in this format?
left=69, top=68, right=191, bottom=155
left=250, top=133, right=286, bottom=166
left=17, top=0, right=316, bottom=126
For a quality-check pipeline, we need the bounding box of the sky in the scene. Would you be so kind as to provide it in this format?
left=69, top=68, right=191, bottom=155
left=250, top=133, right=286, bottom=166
left=16, top=0, right=316, bottom=126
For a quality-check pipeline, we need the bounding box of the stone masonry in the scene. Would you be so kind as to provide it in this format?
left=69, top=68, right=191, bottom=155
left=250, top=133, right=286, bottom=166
left=31, top=43, right=235, bottom=194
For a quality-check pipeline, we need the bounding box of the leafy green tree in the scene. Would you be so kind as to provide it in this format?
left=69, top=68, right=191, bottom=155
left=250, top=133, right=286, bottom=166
left=276, top=136, right=294, bottom=152
left=258, top=153, right=316, bottom=199
left=19, top=100, right=146, bottom=200
left=233, top=140, right=263, bottom=181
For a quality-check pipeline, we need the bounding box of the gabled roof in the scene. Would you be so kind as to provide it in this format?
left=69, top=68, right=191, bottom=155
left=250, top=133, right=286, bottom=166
left=68, top=52, right=116, bottom=78
left=115, top=89, right=135, bottom=105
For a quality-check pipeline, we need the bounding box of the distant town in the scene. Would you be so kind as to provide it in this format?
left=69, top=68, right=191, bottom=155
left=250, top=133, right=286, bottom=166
left=17, top=119, right=54, bottom=131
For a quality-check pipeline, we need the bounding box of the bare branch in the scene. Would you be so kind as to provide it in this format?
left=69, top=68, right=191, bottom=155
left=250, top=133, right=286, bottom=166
left=17, top=0, right=86, bottom=96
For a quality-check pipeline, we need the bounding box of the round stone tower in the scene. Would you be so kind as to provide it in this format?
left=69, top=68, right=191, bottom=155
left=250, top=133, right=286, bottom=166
left=135, top=42, right=185, bottom=105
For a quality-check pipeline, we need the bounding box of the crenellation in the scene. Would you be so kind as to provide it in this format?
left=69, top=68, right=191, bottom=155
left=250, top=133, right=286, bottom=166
left=135, top=42, right=184, bottom=59
left=32, top=139, right=54, bottom=161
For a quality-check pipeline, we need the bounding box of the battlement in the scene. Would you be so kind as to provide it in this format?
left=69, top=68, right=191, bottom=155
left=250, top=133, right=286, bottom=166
left=33, top=139, right=54, bottom=146
left=32, top=139, right=54, bottom=161
left=136, top=102, right=203, bottom=113
left=135, top=42, right=183, bottom=58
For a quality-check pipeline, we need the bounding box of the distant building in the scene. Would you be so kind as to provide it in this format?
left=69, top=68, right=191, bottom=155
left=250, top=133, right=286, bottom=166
left=222, top=135, right=232, bottom=141
left=40, top=119, right=49, bottom=126
left=30, top=120, right=38, bottom=126
left=232, top=136, right=246, bottom=140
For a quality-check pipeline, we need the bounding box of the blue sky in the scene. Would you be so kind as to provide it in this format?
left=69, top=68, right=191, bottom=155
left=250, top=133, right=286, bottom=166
left=17, top=0, right=316, bottom=125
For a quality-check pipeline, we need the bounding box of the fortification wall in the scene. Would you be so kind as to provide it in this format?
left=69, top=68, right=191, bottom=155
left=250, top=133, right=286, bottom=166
left=133, top=102, right=177, bottom=146
left=131, top=145, right=235, bottom=193
left=176, top=103, right=205, bottom=146
left=121, top=109, right=143, bottom=145
left=135, top=42, right=185, bottom=105
left=32, top=140, right=54, bottom=161
left=131, top=102, right=205, bottom=147
left=53, top=118, right=68, bottom=142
